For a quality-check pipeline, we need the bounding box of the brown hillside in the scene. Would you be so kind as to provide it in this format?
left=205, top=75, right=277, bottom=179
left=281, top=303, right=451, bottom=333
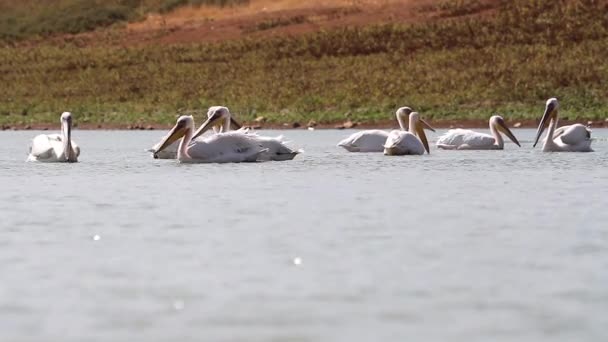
left=60, top=0, right=501, bottom=46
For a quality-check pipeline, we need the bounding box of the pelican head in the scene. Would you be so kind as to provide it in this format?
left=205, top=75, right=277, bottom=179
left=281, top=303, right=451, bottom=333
left=396, top=106, right=413, bottom=118
left=192, top=106, right=242, bottom=140
left=154, top=115, right=194, bottom=155
left=490, top=115, right=520, bottom=147
left=60, top=112, right=76, bottom=162
left=410, top=112, right=435, bottom=154
left=533, top=98, right=559, bottom=147
left=395, top=106, right=413, bottom=130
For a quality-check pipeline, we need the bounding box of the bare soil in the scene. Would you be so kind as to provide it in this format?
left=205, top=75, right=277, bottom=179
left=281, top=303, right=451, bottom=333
left=42, top=0, right=500, bottom=47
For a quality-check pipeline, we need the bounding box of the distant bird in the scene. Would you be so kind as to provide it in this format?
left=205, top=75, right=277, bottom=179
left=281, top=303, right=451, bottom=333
left=153, top=115, right=266, bottom=163
left=27, top=112, right=80, bottom=162
left=383, top=112, right=434, bottom=155
left=191, top=106, right=301, bottom=161
left=338, top=107, right=432, bottom=152
left=533, top=98, right=593, bottom=152
left=436, top=115, right=520, bottom=150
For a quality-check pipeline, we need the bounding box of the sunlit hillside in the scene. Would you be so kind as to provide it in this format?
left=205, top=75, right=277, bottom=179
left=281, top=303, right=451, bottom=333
left=1, top=0, right=607, bottom=128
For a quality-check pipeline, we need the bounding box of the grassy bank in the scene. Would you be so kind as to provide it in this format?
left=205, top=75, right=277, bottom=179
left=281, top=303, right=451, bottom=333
left=1, top=0, right=607, bottom=127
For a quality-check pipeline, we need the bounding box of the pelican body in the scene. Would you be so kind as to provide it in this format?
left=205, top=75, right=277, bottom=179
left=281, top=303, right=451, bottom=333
left=338, top=107, right=412, bottom=152
left=533, top=98, right=593, bottom=152
left=150, top=106, right=242, bottom=159
left=191, top=107, right=301, bottom=161
left=384, top=112, right=434, bottom=155
left=153, top=115, right=266, bottom=163
left=27, top=112, right=80, bottom=162
left=436, top=115, right=520, bottom=150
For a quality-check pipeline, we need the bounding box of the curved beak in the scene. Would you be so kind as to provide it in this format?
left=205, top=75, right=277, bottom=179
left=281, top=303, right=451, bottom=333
left=419, top=118, right=435, bottom=132
left=191, top=111, right=223, bottom=140
left=230, top=117, right=242, bottom=130
left=497, top=120, right=520, bottom=147
left=62, top=117, right=74, bottom=162
left=415, top=121, right=431, bottom=154
left=533, top=105, right=554, bottom=147
left=154, top=121, right=187, bottom=154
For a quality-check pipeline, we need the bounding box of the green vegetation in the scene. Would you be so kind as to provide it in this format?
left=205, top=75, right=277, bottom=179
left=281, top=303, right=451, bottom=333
left=1, top=0, right=607, bottom=127
left=0, top=0, right=248, bottom=41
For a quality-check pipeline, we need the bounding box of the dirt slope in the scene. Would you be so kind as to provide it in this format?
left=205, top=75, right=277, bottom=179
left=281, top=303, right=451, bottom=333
left=63, top=0, right=500, bottom=46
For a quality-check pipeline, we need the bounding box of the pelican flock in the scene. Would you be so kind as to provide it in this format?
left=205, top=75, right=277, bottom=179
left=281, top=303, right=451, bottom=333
left=21, top=98, right=600, bottom=165
left=149, top=106, right=243, bottom=159
left=153, top=115, right=267, bottom=163
left=27, top=112, right=80, bottom=162
left=436, top=115, right=520, bottom=150
left=533, top=98, right=593, bottom=152
left=150, top=106, right=300, bottom=161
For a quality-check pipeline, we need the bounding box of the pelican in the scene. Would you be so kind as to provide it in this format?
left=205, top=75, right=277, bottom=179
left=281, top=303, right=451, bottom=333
left=436, top=115, right=521, bottom=150
left=533, top=98, right=593, bottom=152
left=153, top=115, right=266, bottom=163
left=338, top=107, right=414, bottom=152
left=27, top=112, right=80, bottom=162
left=150, top=106, right=242, bottom=159
left=384, top=112, right=434, bottom=155
left=192, top=106, right=301, bottom=161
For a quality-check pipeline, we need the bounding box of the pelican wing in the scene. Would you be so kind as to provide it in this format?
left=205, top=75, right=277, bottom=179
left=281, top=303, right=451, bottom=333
left=556, top=124, right=591, bottom=146
left=254, top=135, right=300, bottom=161
left=28, top=134, right=63, bottom=161
left=337, top=130, right=389, bottom=152
left=185, top=131, right=266, bottom=163
left=384, top=130, right=424, bottom=155
left=436, top=129, right=495, bottom=148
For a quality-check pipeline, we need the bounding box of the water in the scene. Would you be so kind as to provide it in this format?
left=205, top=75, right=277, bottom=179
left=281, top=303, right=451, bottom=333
left=1, top=128, right=607, bottom=342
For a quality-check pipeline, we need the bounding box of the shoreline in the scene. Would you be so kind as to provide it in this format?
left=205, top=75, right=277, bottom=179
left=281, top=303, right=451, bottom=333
left=1, top=118, right=606, bottom=131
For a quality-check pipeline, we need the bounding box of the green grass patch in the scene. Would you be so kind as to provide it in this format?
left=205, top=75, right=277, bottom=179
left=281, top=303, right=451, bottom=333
left=1, top=0, right=607, bottom=126
left=0, top=0, right=248, bottom=41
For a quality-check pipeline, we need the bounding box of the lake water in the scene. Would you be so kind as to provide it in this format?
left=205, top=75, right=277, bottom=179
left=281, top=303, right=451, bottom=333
left=1, top=128, right=607, bottom=342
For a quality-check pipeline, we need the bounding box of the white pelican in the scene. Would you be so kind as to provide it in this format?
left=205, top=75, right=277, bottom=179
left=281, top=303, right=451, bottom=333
left=338, top=107, right=414, bottom=152
left=384, top=112, right=434, bottom=155
left=27, top=112, right=80, bottom=162
left=533, top=98, right=593, bottom=152
left=192, top=106, right=301, bottom=161
left=153, top=115, right=266, bottom=163
left=150, top=106, right=242, bottom=159
left=436, top=115, right=521, bottom=150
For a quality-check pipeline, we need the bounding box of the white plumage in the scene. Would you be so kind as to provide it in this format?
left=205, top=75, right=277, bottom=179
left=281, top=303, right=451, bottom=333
left=383, top=112, right=433, bottom=156
left=436, top=129, right=495, bottom=147
left=182, top=131, right=267, bottom=163
left=338, top=107, right=412, bottom=152
left=436, top=115, right=520, bottom=150
left=383, top=130, right=425, bottom=155
left=337, top=130, right=390, bottom=152
left=533, top=98, right=593, bottom=152
left=253, top=134, right=301, bottom=161
left=190, top=106, right=300, bottom=161
left=153, top=115, right=266, bottom=163
left=27, top=112, right=80, bottom=162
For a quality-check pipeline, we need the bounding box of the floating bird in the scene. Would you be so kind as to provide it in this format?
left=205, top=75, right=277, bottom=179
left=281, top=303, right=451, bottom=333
left=436, top=115, right=520, bottom=150
left=192, top=106, right=301, bottom=161
left=338, top=107, right=414, bottom=152
left=150, top=106, right=242, bottom=159
left=533, top=98, right=593, bottom=152
left=384, top=112, right=434, bottom=155
left=153, top=115, right=266, bottom=163
left=27, top=112, right=80, bottom=162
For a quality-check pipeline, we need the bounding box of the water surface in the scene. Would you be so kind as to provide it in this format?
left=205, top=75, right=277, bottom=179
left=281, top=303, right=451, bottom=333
left=1, top=128, right=607, bottom=342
